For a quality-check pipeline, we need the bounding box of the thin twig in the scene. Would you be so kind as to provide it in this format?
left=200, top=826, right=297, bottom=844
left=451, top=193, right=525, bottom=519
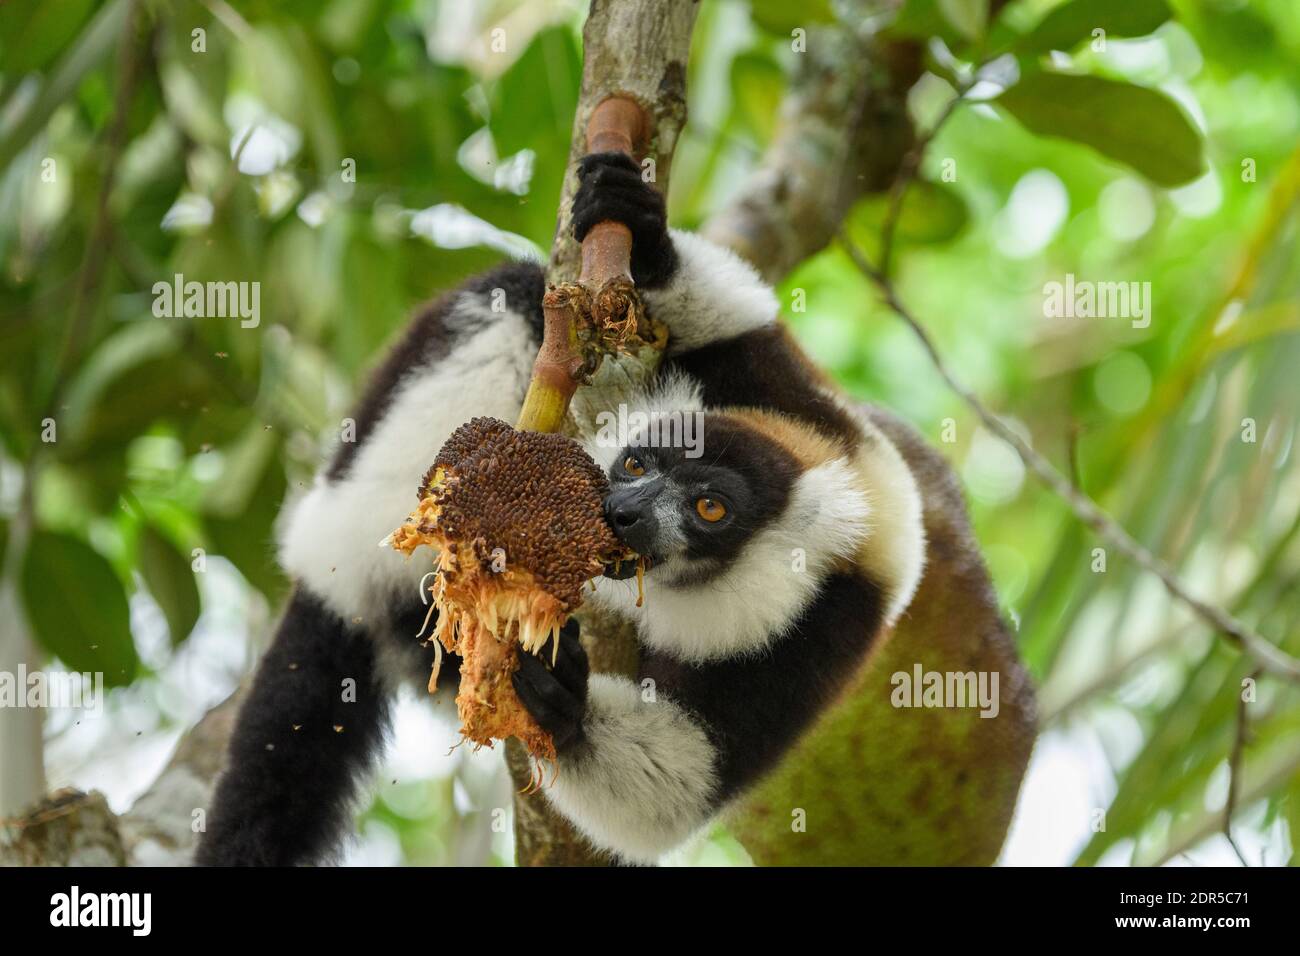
left=1066, top=422, right=1085, bottom=492
left=1048, top=524, right=1300, bottom=723
left=1224, top=666, right=1260, bottom=865
left=879, top=83, right=970, bottom=278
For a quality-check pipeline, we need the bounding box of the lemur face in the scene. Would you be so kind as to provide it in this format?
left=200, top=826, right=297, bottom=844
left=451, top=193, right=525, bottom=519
left=603, top=414, right=801, bottom=586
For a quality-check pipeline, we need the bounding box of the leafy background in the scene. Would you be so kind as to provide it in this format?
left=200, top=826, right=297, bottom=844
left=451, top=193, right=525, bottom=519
left=1, top=0, right=1298, bottom=865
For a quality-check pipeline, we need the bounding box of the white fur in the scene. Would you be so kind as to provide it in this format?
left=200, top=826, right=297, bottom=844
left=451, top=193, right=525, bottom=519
left=589, top=458, right=872, bottom=663
left=542, top=674, right=718, bottom=864
left=646, top=230, right=779, bottom=354
left=845, top=405, right=927, bottom=626
left=577, top=369, right=704, bottom=473
left=277, top=293, right=536, bottom=624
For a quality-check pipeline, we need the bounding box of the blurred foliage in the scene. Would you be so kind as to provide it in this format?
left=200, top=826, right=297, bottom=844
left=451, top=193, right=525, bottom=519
left=1, top=0, right=1299, bottom=865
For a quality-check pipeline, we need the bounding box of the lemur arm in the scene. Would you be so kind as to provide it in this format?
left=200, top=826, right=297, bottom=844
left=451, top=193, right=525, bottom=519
left=573, top=153, right=781, bottom=352
left=514, top=574, right=884, bottom=863
left=576, top=157, right=866, bottom=449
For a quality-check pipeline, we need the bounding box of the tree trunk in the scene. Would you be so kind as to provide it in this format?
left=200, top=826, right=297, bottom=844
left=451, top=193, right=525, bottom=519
left=0, top=513, right=45, bottom=819
left=0, top=689, right=244, bottom=866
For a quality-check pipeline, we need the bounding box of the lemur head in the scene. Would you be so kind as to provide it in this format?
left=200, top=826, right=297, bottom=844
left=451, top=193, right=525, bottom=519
left=602, top=412, right=807, bottom=588
left=588, top=402, right=924, bottom=662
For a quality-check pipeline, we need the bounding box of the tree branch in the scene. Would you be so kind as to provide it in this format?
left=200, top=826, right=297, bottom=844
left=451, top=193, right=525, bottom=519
left=0, top=688, right=244, bottom=866
left=701, top=13, right=921, bottom=282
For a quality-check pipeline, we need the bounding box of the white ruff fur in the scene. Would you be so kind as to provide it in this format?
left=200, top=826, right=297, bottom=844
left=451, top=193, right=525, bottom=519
left=577, top=370, right=704, bottom=473
left=844, top=403, right=927, bottom=626
left=645, top=230, right=778, bottom=354
left=589, top=458, right=872, bottom=663
left=277, top=294, right=535, bottom=623
left=542, top=674, right=718, bottom=864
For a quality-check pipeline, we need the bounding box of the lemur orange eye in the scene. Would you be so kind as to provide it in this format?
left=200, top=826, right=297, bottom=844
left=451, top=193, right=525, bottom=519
left=624, top=456, right=645, bottom=477
left=696, top=497, right=727, bottom=522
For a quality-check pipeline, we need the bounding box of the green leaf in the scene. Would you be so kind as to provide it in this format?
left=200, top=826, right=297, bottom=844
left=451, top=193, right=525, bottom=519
left=0, top=0, right=132, bottom=172
left=1184, top=1, right=1277, bottom=73
left=158, top=59, right=229, bottom=147
left=204, top=445, right=287, bottom=601
left=58, top=321, right=181, bottom=456
left=748, top=0, right=835, bottom=36
left=20, top=530, right=139, bottom=686
left=1284, top=775, right=1300, bottom=865
left=1015, top=0, right=1173, bottom=56
left=137, top=524, right=201, bottom=647
left=491, top=26, right=580, bottom=157
left=995, top=71, right=1204, bottom=187
left=937, top=0, right=988, bottom=41
left=64, top=355, right=211, bottom=461
left=0, top=0, right=98, bottom=76
left=201, top=422, right=279, bottom=518
left=885, top=0, right=967, bottom=45
left=730, top=52, right=785, bottom=142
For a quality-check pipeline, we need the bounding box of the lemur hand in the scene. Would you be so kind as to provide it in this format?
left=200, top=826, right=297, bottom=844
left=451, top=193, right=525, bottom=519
left=512, top=617, right=589, bottom=753
left=572, top=152, right=677, bottom=289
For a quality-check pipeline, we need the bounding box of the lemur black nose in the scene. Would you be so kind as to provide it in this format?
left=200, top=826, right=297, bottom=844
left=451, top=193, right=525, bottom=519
left=604, top=483, right=660, bottom=546
left=611, top=505, right=641, bottom=529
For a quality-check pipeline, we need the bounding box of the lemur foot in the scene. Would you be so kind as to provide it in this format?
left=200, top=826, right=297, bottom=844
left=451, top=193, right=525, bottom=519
left=572, top=152, right=677, bottom=289
left=513, top=618, right=589, bottom=753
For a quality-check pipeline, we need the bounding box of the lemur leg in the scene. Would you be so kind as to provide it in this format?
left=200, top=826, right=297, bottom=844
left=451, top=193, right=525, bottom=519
left=197, top=590, right=391, bottom=866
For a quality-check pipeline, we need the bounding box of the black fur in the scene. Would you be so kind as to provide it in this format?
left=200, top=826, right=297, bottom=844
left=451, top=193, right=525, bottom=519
left=640, top=572, right=885, bottom=802
left=572, top=152, right=677, bottom=289
left=197, top=590, right=391, bottom=866
left=511, top=619, right=588, bottom=752
left=664, top=325, right=864, bottom=449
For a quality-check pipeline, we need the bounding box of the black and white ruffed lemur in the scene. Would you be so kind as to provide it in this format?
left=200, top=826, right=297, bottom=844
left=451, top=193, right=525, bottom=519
left=198, top=153, right=944, bottom=866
